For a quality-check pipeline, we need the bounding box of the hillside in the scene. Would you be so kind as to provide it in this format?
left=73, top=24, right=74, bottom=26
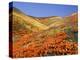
left=12, top=8, right=49, bottom=32
left=9, top=7, right=49, bottom=41
left=9, top=7, right=78, bottom=58
left=64, top=13, right=78, bottom=32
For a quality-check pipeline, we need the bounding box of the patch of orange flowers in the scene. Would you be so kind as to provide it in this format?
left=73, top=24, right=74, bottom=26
left=11, top=32, right=78, bottom=58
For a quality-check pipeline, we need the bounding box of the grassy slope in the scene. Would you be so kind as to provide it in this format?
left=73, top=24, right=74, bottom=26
left=12, top=10, right=49, bottom=32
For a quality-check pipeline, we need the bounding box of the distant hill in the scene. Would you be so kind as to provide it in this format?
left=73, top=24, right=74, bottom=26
left=64, top=13, right=78, bottom=32
left=10, top=7, right=49, bottom=32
